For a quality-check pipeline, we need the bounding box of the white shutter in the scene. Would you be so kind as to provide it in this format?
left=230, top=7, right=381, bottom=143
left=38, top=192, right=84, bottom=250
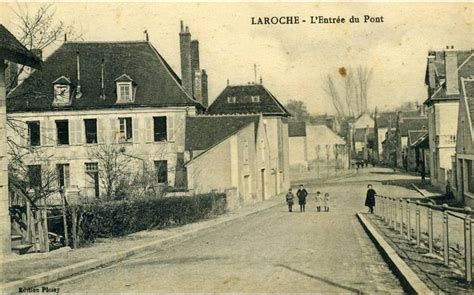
left=42, top=120, right=54, bottom=146
left=167, top=115, right=175, bottom=142
left=133, top=117, right=140, bottom=143
left=69, top=120, right=76, bottom=145
left=145, top=117, right=153, bottom=143
left=19, top=120, right=27, bottom=146
left=109, top=118, right=117, bottom=143
left=97, top=118, right=106, bottom=143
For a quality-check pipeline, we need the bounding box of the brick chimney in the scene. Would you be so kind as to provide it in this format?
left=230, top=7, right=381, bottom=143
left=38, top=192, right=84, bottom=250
left=191, top=40, right=202, bottom=101
left=201, top=69, right=208, bottom=107
left=179, top=21, right=192, bottom=96
left=445, top=45, right=460, bottom=95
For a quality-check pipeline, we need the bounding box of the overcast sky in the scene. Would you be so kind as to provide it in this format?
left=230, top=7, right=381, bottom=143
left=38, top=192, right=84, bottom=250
left=1, top=2, right=472, bottom=114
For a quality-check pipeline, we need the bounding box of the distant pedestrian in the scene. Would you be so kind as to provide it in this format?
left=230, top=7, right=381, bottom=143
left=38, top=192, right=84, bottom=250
left=315, top=191, right=322, bottom=212
left=297, top=184, right=308, bottom=213
left=365, top=184, right=376, bottom=214
left=446, top=181, right=454, bottom=199
left=286, top=188, right=295, bottom=212
left=324, top=192, right=330, bottom=212
left=420, top=166, right=426, bottom=184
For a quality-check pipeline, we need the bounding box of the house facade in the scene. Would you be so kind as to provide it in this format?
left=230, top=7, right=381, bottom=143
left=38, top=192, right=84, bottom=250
left=455, top=78, right=474, bottom=205
left=206, top=83, right=291, bottom=195
left=185, top=114, right=273, bottom=208
left=424, top=48, right=473, bottom=189
left=7, top=38, right=205, bottom=200
left=288, top=121, right=348, bottom=177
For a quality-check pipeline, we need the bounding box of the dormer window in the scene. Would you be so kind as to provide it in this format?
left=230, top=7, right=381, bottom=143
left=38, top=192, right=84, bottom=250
left=52, top=76, right=72, bottom=106
left=227, top=96, right=236, bottom=103
left=251, top=95, right=260, bottom=103
left=115, top=74, right=136, bottom=103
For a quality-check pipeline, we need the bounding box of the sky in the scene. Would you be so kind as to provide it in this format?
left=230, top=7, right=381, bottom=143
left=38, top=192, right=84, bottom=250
left=1, top=2, right=473, bottom=115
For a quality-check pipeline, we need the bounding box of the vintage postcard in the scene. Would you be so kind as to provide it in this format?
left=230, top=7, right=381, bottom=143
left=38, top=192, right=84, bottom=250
left=0, top=1, right=473, bottom=293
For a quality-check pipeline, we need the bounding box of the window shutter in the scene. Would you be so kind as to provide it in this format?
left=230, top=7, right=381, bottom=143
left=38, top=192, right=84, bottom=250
left=109, top=118, right=117, bottom=143
left=19, top=121, right=27, bottom=146
left=167, top=115, right=175, bottom=142
left=145, top=117, right=153, bottom=143
left=133, top=117, right=141, bottom=143
left=70, top=119, right=82, bottom=145
left=41, top=120, right=53, bottom=146
left=98, top=118, right=106, bottom=143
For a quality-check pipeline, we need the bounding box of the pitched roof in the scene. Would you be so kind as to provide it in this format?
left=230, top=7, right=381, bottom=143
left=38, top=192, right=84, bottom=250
left=410, top=132, right=429, bottom=149
left=185, top=115, right=260, bottom=151
left=206, top=84, right=290, bottom=117
left=354, top=128, right=374, bottom=142
left=408, top=130, right=428, bottom=146
left=427, top=52, right=474, bottom=102
left=288, top=121, right=306, bottom=137
left=461, top=79, right=474, bottom=131
left=376, top=112, right=398, bottom=128
left=0, top=24, right=42, bottom=69
left=399, top=117, right=428, bottom=137
left=7, top=41, right=201, bottom=112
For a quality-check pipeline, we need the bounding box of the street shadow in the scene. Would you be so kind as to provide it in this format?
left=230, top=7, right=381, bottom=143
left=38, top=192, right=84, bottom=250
left=276, top=264, right=363, bottom=294
left=125, top=255, right=226, bottom=267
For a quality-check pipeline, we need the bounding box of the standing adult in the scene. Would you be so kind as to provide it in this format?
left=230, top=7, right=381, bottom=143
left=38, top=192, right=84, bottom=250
left=297, top=185, right=308, bottom=213
left=365, top=184, right=376, bottom=214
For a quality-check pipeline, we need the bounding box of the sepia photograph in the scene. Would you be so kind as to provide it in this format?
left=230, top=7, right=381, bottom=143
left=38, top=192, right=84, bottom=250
left=0, top=1, right=473, bottom=293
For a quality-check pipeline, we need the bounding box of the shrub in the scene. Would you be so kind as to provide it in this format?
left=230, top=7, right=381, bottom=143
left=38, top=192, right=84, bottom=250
left=67, top=193, right=226, bottom=246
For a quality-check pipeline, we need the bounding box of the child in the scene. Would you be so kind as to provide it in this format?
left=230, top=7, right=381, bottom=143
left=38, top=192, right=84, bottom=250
left=315, top=191, right=322, bottom=212
left=324, top=192, right=330, bottom=212
left=286, top=188, right=294, bottom=212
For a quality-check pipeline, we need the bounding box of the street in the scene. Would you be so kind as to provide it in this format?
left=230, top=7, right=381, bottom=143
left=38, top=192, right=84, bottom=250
left=54, top=168, right=412, bottom=293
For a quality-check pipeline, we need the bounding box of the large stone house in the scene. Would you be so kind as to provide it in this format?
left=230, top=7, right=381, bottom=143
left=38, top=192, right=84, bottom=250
left=206, top=83, right=291, bottom=194
left=424, top=47, right=473, bottom=189
left=7, top=31, right=207, bottom=199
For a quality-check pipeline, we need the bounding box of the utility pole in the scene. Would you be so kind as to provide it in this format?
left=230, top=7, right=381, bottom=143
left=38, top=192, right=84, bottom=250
left=254, top=64, right=257, bottom=84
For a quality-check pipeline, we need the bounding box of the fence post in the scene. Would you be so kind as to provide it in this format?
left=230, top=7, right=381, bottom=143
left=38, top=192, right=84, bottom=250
left=399, top=199, right=404, bottom=235
left=442, top=203, right=449, bottom=266
left=406, top=199, right=411, bottom=240
left=416, top=200, right=421, bottom=247
left=428, top=203, right=434, bottom=254
left=464, top=207, right=472, bottom=284
left=392, top=198, right=396, bottom=229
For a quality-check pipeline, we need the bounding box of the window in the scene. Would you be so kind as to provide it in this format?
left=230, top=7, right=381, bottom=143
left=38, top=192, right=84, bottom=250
left=56, top=120, right=69, bottom=145
left=117, top=83, right=132, bottom=102
left=155, top=160, right=168, bottom=184
left=85, top=162, right=100, bottom=198
left=28, top=165, right=42, bottom=189
left=27, top=121, right=40, bottom=146
left=153, top=116, right=167, bottom=142
left=118, top=117, right=133, bottom=142
left=227, top=96, right=236, bottom=103
left=84, top=119, right=97, bottom=144
left=57, top=164, right=70, bottom=189
left=251, top=95, right=260, bottom=103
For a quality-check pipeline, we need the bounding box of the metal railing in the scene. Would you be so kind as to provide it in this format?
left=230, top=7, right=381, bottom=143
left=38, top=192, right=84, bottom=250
left=375, top=195, right=473, bottom=283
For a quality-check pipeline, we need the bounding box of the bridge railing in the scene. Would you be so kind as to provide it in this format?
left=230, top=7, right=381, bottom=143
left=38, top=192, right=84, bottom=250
left=374, top=195, right=472, bottom=284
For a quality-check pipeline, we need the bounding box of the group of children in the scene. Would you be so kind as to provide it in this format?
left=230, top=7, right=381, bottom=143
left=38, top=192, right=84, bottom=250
left=285, top=185, right=330, bottom=213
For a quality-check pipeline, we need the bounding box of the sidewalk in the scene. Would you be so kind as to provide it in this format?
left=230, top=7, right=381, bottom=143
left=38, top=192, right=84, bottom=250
left=1, top=196, right=281, bottom=292
left=363, top=213, right=474, bottom=293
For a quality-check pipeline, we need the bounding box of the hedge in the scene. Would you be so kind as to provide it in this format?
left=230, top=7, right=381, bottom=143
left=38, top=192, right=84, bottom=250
left=67, top=193, right=226, bottom=247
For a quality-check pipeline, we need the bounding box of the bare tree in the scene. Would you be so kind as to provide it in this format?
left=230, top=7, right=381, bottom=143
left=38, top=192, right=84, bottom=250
left=87, top=144, right=134, bottom=200
left=7, top=3, right=82, bottom=90
left=323, top=66, right=373, bottom=120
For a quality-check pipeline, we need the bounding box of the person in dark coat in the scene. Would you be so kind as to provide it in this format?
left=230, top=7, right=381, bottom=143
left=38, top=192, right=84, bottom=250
left=286, top=188, right=295, bottom=212
left=297, top=184, right=308, bottom=213
left=365, top=184, right=376, bottom=214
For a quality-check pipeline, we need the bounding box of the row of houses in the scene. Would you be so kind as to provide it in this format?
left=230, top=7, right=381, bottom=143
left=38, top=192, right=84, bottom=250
left=5, top=22, right=291, bottom=211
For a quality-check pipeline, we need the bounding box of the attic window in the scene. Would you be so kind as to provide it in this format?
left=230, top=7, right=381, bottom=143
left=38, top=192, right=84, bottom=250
left=227, top=96, right=237, bottom=103
left=52, top=76, right=72, bottom=106
left=115, top=74, right=136, bottom=103
left=251, top=95, right=260, bottom=103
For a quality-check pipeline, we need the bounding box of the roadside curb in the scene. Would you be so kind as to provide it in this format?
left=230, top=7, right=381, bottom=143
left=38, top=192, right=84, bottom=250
left=356, top=213, right=433, bottom=295
left=1, top=200, right=280, bottom=293
left=411, top=183, right=425, bottom=196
